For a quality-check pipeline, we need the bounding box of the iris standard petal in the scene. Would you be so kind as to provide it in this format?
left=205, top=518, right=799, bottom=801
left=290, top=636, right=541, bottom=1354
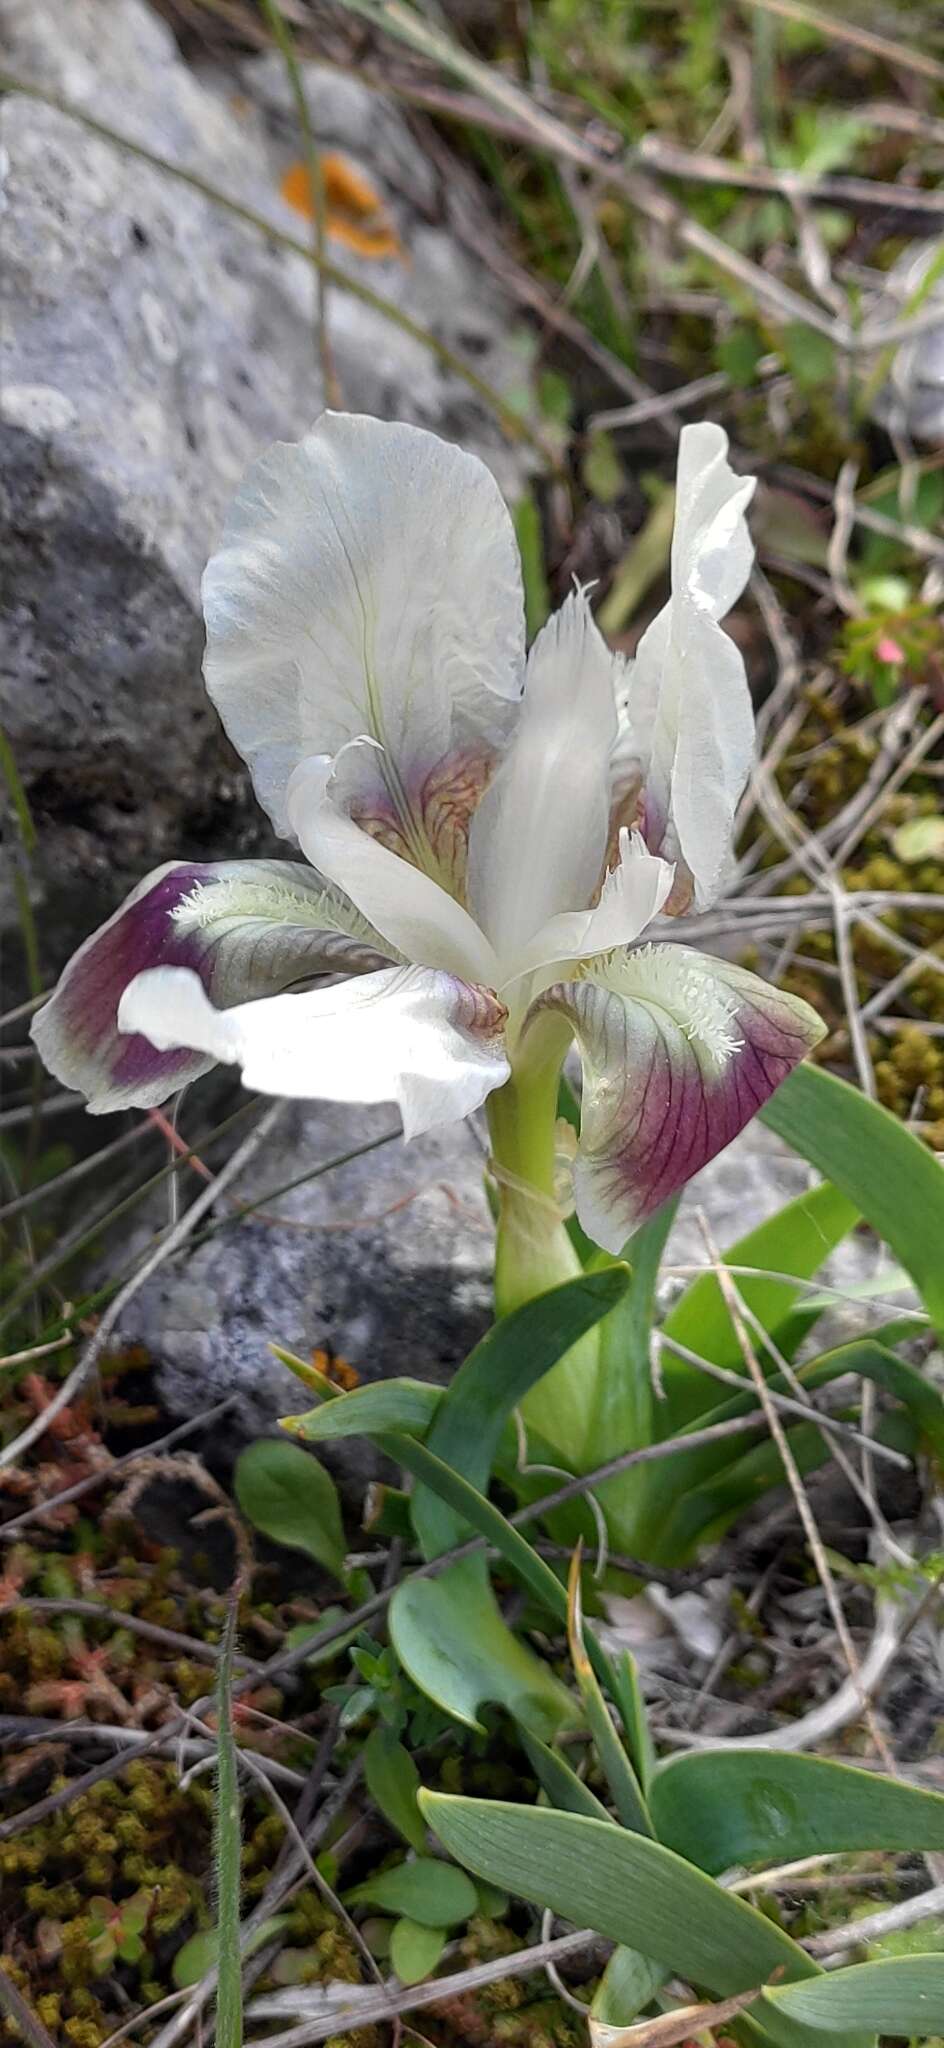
left=202, top=412, right=525, bottom=881
left=528, top=945, right=824, bottom=1252
left=288, top=753, right=500, bottom=986
left=30, top=860, right=395, bottom=1115
left=467, top=590, right=621, bottom=968
left=618, top=424, right=756, bottom=911
left=505, top=830, right=674, bottom=989
left=118, top=964, right=511, bottom=1141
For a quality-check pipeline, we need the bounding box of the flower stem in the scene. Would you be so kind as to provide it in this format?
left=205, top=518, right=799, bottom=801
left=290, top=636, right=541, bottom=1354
left=486, top=1027, right=600, bottom=1464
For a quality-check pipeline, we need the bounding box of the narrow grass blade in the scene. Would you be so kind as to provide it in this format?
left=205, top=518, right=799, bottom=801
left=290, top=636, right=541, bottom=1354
left=214, top=1590, right=243, bottom=2048
left=566, top=1549, right=652, bottom=1834
left=519, top=1729, right=611, bottom=1820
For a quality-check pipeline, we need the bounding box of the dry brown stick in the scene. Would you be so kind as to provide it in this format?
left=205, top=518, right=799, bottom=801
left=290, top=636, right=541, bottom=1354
left=806, top=1880, right=944, bottom=1958
left=0, top=1965, right=59, bottom=2048
left=18, top=1598, right=263, bottom=1670
left=830, top=881, right=878, bottom=1099
left=637, top=135, right=944, bottom=217
left=740, top=0, right=944, bottom=86
left=332, top=0, right=852, bottom=345
left=242, top=1928, right=605, bottom=2048
left=655, top=1331, right=909, bottom=1468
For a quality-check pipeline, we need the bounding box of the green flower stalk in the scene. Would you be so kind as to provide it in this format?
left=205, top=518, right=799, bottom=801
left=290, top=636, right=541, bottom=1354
left=32, top=413, right=823, bottom=1453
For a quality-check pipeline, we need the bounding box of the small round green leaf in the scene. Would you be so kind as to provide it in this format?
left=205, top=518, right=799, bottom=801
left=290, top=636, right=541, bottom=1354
left=346, top=1856, right=478, bottom=1928
left=172, top=1916, right=289, bottom=1990
left=364, top=1728, right=427, bottom=1854
left=234, top=1439, right=346, bottom=1578
left=390, top=1917, right=447, bottom=1985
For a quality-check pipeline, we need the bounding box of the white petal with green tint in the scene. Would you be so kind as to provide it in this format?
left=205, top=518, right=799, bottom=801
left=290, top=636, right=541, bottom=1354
left=30, top=858, right=394, bottom=1115
left=467, top=590, right=621, bottom=968
left=507, top=830, right=674, bottom=989
left=202, top=412, right=525, bottom=858
left=530, top=946, right=824, bottom=1251
left=620, top=424, right=756, bottom=910
left=118, top=962, right=510, bottom=1139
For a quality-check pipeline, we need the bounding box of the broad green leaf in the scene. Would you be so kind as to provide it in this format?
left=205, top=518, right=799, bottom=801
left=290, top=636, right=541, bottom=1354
left=566, top=1550, right=652, bottom=1835
left=293, top=1386, right=584, bottom=1737
left=650, top=1750, right=944, bottom=1875
left=421, top=1797, right=869, bottom=2048
left=420, top=1796, right=822, bottom=1995
left=346, top=1855, right=477, bottom=1928
left=519, top=1730, right=611, bottom=1821
left=391, top=1557, right=575, bottom=1737
left=654, top=1418, right=836, bottom=1562
left=767, top=1956, right=944, bottom=2033
left=590, top=1945, right=668, bottom=2031
left=363, top=1728, right=426, bottom=1854
left=761, top=1064, right=944, bottom=1333
left=412, top=1266, right=631, bottom=1558
left=801, top=1339, right=944, bottom=1463
left=661, top=1180, right=858, bottom=1422
left=285, top=1378, right=442, bottom=1443
left=386, top=1431, right=618, bottom=1702
left=172, top=1917, right=289, bottom=1990
left=233, top=1439, right=346, bottom=1579
left=389, top=1917, right=446, bottom=1985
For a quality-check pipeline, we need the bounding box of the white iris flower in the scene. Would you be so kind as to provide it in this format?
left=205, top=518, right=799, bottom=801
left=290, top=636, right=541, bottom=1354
left=32, top=414, right=822, bottom=1253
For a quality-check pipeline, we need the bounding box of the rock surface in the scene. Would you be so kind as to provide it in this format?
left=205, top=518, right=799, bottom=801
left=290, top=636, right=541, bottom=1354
left=114, top=1100, right=497, bottom=1483
left=115, top=1101, right=895, bottom=1478
left=0, top=0, right=529, bottom=982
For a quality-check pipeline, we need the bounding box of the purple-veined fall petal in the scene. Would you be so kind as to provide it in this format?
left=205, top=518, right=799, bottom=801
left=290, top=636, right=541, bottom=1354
left=30, top=859, right=395, bottom=1114
left=528, top=945, right=824, bottom=1252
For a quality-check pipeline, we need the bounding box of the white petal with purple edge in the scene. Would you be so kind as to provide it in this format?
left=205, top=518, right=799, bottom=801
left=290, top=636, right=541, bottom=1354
left=202, top=413, right=525, bottom=859
left=118, top=965, right=511, bottom=1140
left=528, top=946, right=824, bottom=1252
left=467, top=590, right=621, bottom=968
left=30, top=859, right=395, bottom=1115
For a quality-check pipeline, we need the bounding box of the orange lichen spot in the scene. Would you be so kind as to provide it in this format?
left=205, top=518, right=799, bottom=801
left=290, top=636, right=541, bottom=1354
left=310, top=1347, right=360, bottom=1391
left=280, top=154, right=404, bottom=260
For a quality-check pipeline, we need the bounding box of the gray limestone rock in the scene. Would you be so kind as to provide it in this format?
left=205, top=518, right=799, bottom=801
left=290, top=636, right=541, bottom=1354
left=113, top=1099, right=496, bottom=1486
left=0, top=0, right=529, bottom=982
